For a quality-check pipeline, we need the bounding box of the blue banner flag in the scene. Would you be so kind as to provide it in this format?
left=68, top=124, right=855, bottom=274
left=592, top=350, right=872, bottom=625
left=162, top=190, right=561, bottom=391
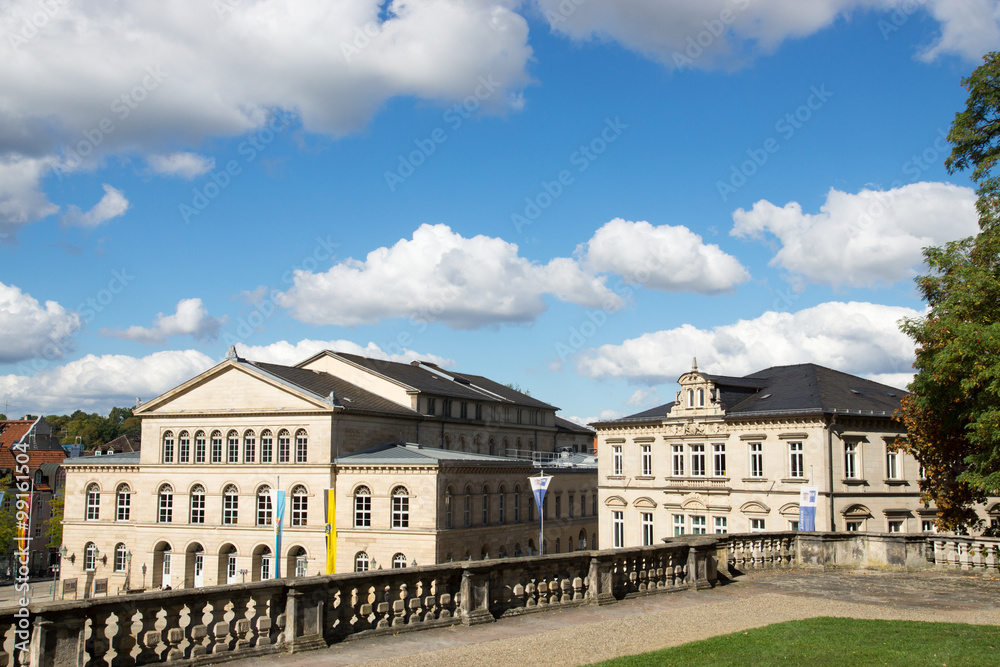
left=270, top=489, right=287, bottom=578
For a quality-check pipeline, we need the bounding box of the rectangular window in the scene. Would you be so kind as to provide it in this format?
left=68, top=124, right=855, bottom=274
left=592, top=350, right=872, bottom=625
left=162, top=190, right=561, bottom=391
left=886, top=449, right=899, bottom=480
left=158, top=492, right=173, bottom=524
left=672, top=445, right=684, bottom=477
left=690, top=445, right=705, bottom=477
left=845, top=443, right=858, bottom=479
left=555, top=496, right=562, bottom=518
left=789, top=442, right=804, bottom=478
left=355, top=495, right=371, bottom=528
left=392, top=495, right=409, bottom=529
left=179, top=434, right=190, bottom=463
left=750, top=442, right=763, bottom=478
left=114, top=547, right=127, bottom=573
left=498, top=492, right=505, bottom=524
left=922, top=520, right=936, bottom=533
left=888, top=520, right=903, bottom=533
left=228, top=434, right=239, bottom=463
left=296, top=433, right=307, bottom=463
left=592, top=493, right=597, bottom=516
left=278, top=432, right=290, bottom=463
left=714, top=516, right=728, bottom=534
left=612, top=510, right=624, bottom=548
left=223, top=493, right=238, bottom=525
left=691, top=515, right=706, bottom=534
left=190, top=493, right=205, bottom=524
left=194, top=434, right=206, bottom=463
left=845, top=520, right=861, bottom=532
left=244, top=433, right=255, bottom=463
left=673, top=514, right=685, bottom=537
left=568, top=494, right=575, bottom=518
left=612, top=446, right=623, bottom=476
left=163, top=435, right=174, bottom=463
left=750, top=518, right=766, bottom=532
left=641, top=445, right=652, bottom=476
left=641, top=512, right=654, bottom=546
left=483, top=493, right=490, bottom=525
left=261, top=432, right=273, bottom=463
left=211, top=434, right=222, bottom=463
left=712, top=444, right=726, bottom=477
left=789, top=520, right=799, bottom=531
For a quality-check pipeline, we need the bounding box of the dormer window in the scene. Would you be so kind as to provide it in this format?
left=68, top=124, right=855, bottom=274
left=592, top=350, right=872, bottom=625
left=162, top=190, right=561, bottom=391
left=698, top=388, right=705, bottom=407
left=688, top=389, right=694, bottom=407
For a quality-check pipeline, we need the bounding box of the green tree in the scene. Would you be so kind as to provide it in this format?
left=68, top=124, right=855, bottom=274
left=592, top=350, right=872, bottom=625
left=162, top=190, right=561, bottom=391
left=897, top=51, right=1000, bottom=533
left=44, top=491, right=64, bottom=549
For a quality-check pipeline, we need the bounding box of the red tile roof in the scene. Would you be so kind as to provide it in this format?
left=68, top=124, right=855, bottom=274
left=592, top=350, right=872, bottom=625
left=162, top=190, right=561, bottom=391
left=0, top=420, right=66, bottom=470
left=0, top=420, right=34, bottom=449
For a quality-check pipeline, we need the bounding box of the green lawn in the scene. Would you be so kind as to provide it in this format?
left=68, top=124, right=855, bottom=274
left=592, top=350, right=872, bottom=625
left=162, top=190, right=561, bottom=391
left=590, top=617, right=1000, bottom=666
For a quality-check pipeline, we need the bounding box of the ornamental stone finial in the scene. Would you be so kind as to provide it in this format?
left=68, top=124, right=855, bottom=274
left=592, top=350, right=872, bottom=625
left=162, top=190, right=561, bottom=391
left=691, top=356, right=698, bottom=372
left=226, top=345, right=238, bottom=360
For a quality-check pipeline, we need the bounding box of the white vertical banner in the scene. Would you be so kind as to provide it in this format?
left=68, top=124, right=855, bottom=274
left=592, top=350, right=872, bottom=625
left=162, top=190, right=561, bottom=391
left=529, top=475, right=552, bottom=556
left=798, top=485, right=818, bottom=531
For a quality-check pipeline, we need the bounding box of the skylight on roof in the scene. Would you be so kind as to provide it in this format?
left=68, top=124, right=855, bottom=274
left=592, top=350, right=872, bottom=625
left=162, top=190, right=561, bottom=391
left=849, top=389, right=861, bottom=395
left=759, top=393, right=771, bottom=399
left=886, top=392, right=897, bottom=398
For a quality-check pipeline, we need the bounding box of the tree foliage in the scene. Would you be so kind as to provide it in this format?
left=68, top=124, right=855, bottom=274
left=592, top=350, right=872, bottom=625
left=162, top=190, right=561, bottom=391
left=43, top=407, right=140, bottom=449
left=44, top=490, right=64, bottom=549
left=897, top=52, right=1000, bottom=533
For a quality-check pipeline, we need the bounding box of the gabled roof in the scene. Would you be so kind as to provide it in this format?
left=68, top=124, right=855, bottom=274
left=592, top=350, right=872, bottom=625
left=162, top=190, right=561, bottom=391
left=0, top=447, right=66, bottom=470
left=596, top=363, right=906, bottom=425
left=311, top=352, right=558, bottom=410
left=334, top=442, right=531, bottom=467
left=0, top=419, right=35, bottom=448
left=97, top=434, right=141, bottom=453
left=248, top=361, right=420, bottom=417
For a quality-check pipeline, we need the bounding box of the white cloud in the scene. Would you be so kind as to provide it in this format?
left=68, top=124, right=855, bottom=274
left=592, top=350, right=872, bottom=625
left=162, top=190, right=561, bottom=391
left=0, top=283, right=81, bottom=363
left=562, top=410, right=624, bottom=426
left=574, top=301, right=918, bottom=388
left=235, top=339, right=454, bottom=368
left=104, top=298, right=227, bottom=344
left=61, top=184, right=130, bottom=228
left=148, top=152, right=215, bottom=179
left=276, top=223, right=626, bottom=328
left=579, top=218, right=750, bottom=294
left=535, top=0, right=1000, bottom=68
left=0, top=155, right=59, bottom=239
left=626, top=387, right=659, bottom=407
left=0, top=350, right=215, bottom=414
left=730, top=182, right=979, bottom=287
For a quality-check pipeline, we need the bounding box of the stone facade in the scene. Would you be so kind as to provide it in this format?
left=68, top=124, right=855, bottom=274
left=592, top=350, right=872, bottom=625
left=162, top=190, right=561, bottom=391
left=594, top=362, right=999, bottom=549
left=59, top=348, right=595, bottom=597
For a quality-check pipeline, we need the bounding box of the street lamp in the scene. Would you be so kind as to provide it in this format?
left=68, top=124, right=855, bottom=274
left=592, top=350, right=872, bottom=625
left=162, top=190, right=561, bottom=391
left=239, top=568, right=248, bottom=583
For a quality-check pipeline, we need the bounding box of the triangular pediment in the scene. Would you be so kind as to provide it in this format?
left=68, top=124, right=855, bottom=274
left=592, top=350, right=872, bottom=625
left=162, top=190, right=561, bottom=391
left=136, top=361, right=332, bottom=414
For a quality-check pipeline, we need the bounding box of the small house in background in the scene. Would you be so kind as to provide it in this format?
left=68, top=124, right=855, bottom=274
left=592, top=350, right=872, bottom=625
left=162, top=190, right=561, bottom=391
left=82, top=434, right=141, bottom=457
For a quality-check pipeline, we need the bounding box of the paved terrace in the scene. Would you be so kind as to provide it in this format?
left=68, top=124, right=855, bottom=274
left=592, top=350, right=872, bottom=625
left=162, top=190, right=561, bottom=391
left=233, top=569, right=1000, bottom=667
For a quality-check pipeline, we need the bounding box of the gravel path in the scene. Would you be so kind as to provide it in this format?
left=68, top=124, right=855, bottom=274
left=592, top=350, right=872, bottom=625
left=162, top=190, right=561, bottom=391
left=234, top=571, right=1000, bottom=667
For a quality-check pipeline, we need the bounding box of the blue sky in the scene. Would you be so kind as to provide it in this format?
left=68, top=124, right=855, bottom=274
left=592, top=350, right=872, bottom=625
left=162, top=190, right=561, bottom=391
left=0, top=1, right=995, bottom=423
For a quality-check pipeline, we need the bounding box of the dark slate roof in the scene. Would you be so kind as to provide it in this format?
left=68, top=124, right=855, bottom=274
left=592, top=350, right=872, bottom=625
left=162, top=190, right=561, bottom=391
left=597, top=364, right=906, bottom=425
left=323, top=353, right=558, bottom=410
left=554, top=416, right=595, bottom=435
left=64, top=451, right=141, bottom=465
left=249, top=361, right=420, bottom=417
left=334, top=443, right=531, bottom=467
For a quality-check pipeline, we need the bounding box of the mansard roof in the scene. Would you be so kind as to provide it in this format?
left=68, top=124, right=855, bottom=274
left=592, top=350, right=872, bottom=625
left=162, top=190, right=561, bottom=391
left=595, top=363, right=906, bottom=425
left=248, top=361, right=420, bottom=417
left=311, top=352, right=558, bottom=410
left=333, top=442, right=530, bottom=467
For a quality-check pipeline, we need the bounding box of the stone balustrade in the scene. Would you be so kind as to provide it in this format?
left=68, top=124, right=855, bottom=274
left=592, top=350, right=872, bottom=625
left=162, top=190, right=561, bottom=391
left=0, top=539, right=717, bottom=667
left=931, top=535, right=1000, bottom=573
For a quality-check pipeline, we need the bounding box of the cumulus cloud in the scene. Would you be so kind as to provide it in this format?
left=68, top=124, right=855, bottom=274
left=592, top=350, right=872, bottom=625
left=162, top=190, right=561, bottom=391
left=148, top=152, right=215, bottom=179
left=276, top=224, right=626, bottom=329
left=535, top=0, right=999, bottom=68
left=730, top=182, right=979, bottom=287
left=0, top=155, right=59, bottom=239
left=235, top=338, right=454, bottom=368
left=61, top=184, right=130, bottom=229
left=104, top=298, right=227, bottom=344
left=0, top=350, right=215, bottom=414
left=0, top=283, right=81, bottom=363
left=579, top=218, right=749, bottom=294
left=574, top=301, right=918, bottom=387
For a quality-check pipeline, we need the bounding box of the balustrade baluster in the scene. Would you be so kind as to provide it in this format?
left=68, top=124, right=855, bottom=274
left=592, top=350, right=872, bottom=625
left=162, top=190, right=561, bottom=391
left=393, top=582, right=409, bottom=627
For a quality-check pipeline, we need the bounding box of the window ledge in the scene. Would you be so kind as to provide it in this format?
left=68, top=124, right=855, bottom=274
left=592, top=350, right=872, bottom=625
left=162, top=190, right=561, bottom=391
left=884, top=479, right=909, bottom=486
left=607, top=475, right=625, bottom=481
left=781, top=478, right=809, bottom=484
left=842, top=478, right=869, bottom=486
left=742, top=477, right=769, bottom=482
left=635, top=475, right=655, bottom=481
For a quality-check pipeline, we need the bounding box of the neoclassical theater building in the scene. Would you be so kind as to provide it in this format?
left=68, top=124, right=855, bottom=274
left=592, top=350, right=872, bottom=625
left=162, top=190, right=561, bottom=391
left=594, top=361, right=998, bottom=549
left=60, top=348, right=595, bottom=597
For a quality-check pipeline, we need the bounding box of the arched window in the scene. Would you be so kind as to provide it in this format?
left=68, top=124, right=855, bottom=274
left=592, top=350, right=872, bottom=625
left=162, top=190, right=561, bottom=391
left=698, top=388, right=705, bottom=407
left=292, top=546, right=308, bottom=577
left=688, top=389, right=695, bottom=407
left=162, top=431, right=174, bottom=464
left=489, top=438, right=496, bottom=456
left=114, top=543, right=128, bottom=572
left=194, top=431, right=206, bottom=463
left=158, top=484, right=174, bottom=523
left=295, top=429, right=308, bottom=463
left=514, top=485, right=521, bottom=523
left=463, top=487, right=472, bottom=527
left=391, top=486, right=409, bottom=529
left=579, top=529, right=587, bottom=550
left=498, top=485, right=506, bottom=525
left=227, top=430, right=239, bottom=463
left=84, top=542, right=98, bottom=571
left=243, top=430, right=256, bottom=463
left=256, top=485, right=273, bottom=526
left=354, top=551, right=370, bottom=572
left=445, top=487, right=454, bottom=529
left=482, top=486, right=490, bottom=526
left=260, top=430, right=273, bottom=463
left=257, top=545, right=273, bottom=580
left=223, top=485, right=239, bottom=525
left=277, top=429, right=291, bottom=463
left=189, top=484, right=206, bottom=524
left=354, top=486, right=371, bottom=528
left=115, top=484, right=131, bottom=522
left=291, top=485, right=308, bottom=526
left=528, top=490, right=535, bottom=522
left=85, top=483, right=100, bottom=521
left=178, top=430, right=190, bottom=463
left=555, top=538, right=560, bottom=554
left=210, top=430, right=223, bottom=463
left=392, top=553, right=407, bottom=569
